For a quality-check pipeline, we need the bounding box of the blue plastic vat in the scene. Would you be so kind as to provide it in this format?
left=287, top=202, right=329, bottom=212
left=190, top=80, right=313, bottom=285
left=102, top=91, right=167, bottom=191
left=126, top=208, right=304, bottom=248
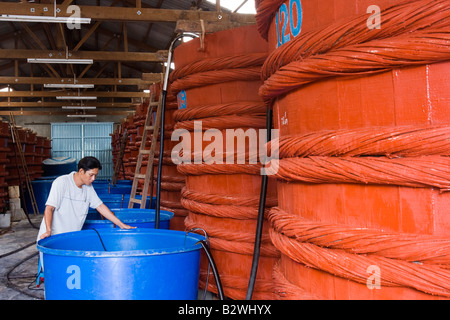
left=24, top=178, right=56, bottom=214
left=26, top=176, right=149, bottom=214
left=89, top=194, right=156, bottom=213
left=93, top=180, right=132, bottom=187
left=42, top=157, right=77, bottom=177
left=94, top=184, right=132, bottom=194
left=37, top=228, right=204, bottom=300
left=83, top=208, right=173, bottom=229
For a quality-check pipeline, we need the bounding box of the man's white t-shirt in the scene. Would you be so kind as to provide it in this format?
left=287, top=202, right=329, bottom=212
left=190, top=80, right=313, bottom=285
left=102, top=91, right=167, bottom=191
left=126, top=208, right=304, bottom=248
left=37, top=171, right=103, bottom=241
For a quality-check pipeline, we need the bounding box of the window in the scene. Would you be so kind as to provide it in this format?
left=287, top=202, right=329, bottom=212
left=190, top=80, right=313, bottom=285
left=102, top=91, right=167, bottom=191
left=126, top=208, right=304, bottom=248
left=51, top=122, right=113, bottom=179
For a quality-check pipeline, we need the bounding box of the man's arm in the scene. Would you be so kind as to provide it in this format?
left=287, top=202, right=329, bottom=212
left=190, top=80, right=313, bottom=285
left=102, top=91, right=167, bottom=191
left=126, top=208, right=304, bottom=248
left=39, top=205, right=55, bottom=239
left=96, top=203, right=136, bottom=229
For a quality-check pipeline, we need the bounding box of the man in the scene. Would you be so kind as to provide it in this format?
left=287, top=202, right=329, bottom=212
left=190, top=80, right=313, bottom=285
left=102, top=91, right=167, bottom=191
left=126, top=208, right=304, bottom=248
left=37, top=156, right=135, bottom=241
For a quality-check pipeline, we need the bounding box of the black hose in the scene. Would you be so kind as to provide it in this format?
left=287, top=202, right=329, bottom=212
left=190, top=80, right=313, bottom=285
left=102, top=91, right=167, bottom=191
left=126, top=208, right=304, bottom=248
left=155, top=33, right=198, bottom=229
left=91, top=228, right=107, bottom=251
left=6, top=251, right=43, bottom=300
left=19, top=186, right=39, bottom=230
left=0, top=241, right=36, bottom=259
left=197, top=239, right=224, bottom=300
left=246, top=106, right=273, bottom=300
left=155, top=89, right=168, bottom=230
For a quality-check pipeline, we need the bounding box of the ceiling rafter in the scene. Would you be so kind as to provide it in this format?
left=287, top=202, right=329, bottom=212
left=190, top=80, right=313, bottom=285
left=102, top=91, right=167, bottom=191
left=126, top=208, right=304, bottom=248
left=0, top=2, right=255, bottom=23
left=0, top=1, right=255, bottom=117
left=0, top=75, right=160, bottom=85
left=20, top=23, right=61, bottom=78
left=0, top=48, right=167, bottom=62
left=0, top=110, right=132, bottom=116
left=73, top=21, right=102, bottom=51
left=16, top=28, right=61, bottom=78
left=0, top=91, right=149, bottom=98
left=0, top=102, right=136, bottom=108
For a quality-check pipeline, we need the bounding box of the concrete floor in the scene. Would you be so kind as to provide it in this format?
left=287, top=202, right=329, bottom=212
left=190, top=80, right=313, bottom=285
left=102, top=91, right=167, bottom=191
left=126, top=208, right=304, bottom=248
left=0, top=215, right=44, bottom=300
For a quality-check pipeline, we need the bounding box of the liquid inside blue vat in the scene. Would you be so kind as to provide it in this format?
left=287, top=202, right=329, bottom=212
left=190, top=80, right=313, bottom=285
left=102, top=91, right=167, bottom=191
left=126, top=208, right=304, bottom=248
left=83, top=208, right=173, bottom=229
left=93, top=179, right=132, bottom=186
left=89, top=194, right=156, bottom=212
left=37, top=228, right=204, bottom=300
left=94, top=184, right=132, bottom=194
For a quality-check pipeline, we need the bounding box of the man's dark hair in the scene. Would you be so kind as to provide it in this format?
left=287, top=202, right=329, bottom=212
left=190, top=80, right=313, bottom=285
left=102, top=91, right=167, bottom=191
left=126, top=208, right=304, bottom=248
left=78, top=156, right=102, bottom=171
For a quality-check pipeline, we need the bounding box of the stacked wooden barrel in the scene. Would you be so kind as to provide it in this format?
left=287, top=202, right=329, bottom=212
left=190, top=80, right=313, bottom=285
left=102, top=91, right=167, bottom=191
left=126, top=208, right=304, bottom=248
left=109, top=85, right=188, bottom=230
left=156, top=84, right=189, bottom=231
left=111, top=109, right=146, bottom=182
left=111, top=124, right=126, bottom=180
left=256, top=0, right=450, bottom=299
left=0, top=119, right=51, bottom=214
left=170, top=25, right=279, bottom=299
left=0, top=121, right=10, bottom=213
left=35, top=135, right=46, bottom=177
left=124, top=115, right=139, bottom=180
left=6, top=127, right=49, bottom=185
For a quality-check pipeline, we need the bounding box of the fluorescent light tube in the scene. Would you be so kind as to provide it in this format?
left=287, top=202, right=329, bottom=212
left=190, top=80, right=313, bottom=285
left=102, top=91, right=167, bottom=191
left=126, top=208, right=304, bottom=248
left=67, top=114, right=97, bottom=118
left=0, top=15, right=91, bottom=24
left=44, top=84, right=94, bottom=89
left=56, top=96, right=97, bottom=100
left=62, top=106, right=97, bottom=110
left=28, top=58, right=93, bottom=64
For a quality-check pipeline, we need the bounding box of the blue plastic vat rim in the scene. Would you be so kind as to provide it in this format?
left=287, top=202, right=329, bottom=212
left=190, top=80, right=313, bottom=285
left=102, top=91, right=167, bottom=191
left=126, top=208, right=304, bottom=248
left=43, top=157, right=77, bottom=164
left=84, top=209, right=174, bottom=224
left=37, top=228, right=205, bottom=258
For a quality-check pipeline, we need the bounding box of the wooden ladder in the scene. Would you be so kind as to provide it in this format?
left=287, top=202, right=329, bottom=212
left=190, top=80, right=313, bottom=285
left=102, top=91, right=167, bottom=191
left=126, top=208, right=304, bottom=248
left=111, top=128, right=128, bottom=185
left=128, top=92, right=162, bottom=209
left=9, top=113, right=39, bottom=215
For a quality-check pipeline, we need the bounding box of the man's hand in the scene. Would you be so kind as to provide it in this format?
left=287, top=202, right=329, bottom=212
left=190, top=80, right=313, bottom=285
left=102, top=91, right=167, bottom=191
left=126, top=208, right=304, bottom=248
left=118, top=223, right=136, bottom=230
left=96, top=203, right=136, bottom=230
left=40, top=205, right=55, bottom=240
left=40, top=230, right=51, bottom=239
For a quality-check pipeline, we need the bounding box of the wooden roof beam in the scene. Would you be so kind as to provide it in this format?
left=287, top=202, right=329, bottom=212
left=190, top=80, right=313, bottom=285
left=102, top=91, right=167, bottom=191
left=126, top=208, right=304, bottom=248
left=0, top=91, right=150, bottom=98
left=176, top=19, right=251, bottom=33
left=0, top=75, right=161, bottom=85
left=73, top=21, right=102, bottom=51
left=0, top=49, right=168, bottom=62
left=0, top=3, right=255, bottom=23
left=0, top=110, right=131, bottom=116
left=0, top=102, right=136, bottom=107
